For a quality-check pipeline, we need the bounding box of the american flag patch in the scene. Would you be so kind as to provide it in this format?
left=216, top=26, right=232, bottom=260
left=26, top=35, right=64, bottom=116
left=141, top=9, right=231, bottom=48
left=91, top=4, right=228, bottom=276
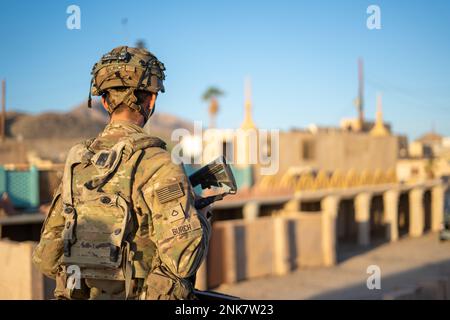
left=155, top=183, right=185, bottom=204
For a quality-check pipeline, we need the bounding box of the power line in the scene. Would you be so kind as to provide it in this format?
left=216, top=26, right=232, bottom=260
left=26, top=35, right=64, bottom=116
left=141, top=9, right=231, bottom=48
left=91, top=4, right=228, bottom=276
left=366, top=76, right=450, bottom=112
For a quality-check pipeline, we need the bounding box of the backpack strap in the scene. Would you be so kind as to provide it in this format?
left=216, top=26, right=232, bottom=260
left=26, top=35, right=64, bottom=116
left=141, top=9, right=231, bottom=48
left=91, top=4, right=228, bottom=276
left=85, top=134, right=166, bottom=190
left=84, top=140, right=128, bottom=190
left=61, top=139, right=95, bottom=257
left=123, top=133, right=166, bottom=159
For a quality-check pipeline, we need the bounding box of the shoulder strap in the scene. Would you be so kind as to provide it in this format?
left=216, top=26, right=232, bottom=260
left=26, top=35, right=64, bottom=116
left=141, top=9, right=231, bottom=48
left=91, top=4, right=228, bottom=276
left=122, top=133, right=166, bottom=159
left=85, top=134, right=166, bottom=190
left=61, top=138, right=95, bottom=206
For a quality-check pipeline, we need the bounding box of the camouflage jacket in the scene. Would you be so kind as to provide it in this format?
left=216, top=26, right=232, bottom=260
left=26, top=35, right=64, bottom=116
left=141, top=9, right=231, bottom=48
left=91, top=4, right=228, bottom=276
left=32, top=120, right=211, bottom=299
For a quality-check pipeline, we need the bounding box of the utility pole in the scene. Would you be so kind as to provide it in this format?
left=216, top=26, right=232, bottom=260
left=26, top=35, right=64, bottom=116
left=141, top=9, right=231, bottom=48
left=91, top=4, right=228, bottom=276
left=357, top=58, right=365, bottom=130
left=1, top=79, right=5, bottom=142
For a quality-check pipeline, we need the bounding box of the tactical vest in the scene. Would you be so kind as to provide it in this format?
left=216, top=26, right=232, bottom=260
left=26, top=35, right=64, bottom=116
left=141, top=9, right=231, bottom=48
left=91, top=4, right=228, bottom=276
left=59, top=132, right=166, bottom=299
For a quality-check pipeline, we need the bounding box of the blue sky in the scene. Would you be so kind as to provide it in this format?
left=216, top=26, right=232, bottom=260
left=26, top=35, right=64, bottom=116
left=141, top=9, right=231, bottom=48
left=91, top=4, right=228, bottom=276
left=0, top=0, right=449, bottom=139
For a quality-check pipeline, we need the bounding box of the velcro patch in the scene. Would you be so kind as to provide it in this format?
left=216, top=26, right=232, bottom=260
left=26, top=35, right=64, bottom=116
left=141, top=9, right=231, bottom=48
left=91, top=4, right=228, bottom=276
left=155, top=183, right=185, bottom=204
left=172, top=224, right=192, bottom=237
left=170, top=220, right=201, bottom=237
left=168, top=203, right=186, bottom=223
left=164, top=220, right=202, bottom=239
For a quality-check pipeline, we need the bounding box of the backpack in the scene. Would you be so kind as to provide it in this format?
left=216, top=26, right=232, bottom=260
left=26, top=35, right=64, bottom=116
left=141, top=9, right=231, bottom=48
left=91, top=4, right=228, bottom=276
left=59, top=132, right=166, bottom=298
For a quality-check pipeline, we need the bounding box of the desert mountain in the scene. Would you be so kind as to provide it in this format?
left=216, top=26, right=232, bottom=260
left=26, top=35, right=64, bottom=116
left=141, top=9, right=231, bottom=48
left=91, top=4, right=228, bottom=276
left=7, top=99, right=194, bottom=141
left=3, top=99, right=194, bottom=162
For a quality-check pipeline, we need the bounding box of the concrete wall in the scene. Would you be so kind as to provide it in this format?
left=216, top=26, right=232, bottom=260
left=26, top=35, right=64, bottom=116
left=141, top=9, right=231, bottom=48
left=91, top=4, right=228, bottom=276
left=0, top=215, right=325, bottom=296
left=207, top=214, right=325, bottom=288
left=0, top=181, right=445, bottom=296
left=0, top=139, right=28, bottom=164
left=204, top=181, right=447, bottom=289
left=267, top=131, right=398, bottom=183
left=0, top=240, right=43, bottom=299
left=207, top=218, right=275, bottom=287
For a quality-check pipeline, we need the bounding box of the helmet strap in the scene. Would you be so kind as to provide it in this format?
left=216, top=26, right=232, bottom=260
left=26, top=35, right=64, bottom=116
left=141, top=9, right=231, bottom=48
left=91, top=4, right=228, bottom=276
left=104, top=94, right=117, bottom=114
left=123, top=90, right=152, bottom=123
left=87, top=78, right=94, bottom=108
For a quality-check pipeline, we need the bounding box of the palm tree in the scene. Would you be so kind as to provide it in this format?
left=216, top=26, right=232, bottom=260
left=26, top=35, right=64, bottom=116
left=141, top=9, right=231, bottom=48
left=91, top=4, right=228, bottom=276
left=202, top=87, right=224, bottom=128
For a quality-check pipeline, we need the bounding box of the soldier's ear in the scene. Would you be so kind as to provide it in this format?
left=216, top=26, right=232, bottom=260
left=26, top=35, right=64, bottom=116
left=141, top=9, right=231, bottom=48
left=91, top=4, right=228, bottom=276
left=149, top=93, right=157, bottom=109
left=101, top=95, right=109, bottom=111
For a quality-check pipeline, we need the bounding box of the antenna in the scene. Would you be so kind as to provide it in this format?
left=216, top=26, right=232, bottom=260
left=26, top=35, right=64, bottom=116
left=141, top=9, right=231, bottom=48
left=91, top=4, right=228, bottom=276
left=121, top=18, right=129, bottom=44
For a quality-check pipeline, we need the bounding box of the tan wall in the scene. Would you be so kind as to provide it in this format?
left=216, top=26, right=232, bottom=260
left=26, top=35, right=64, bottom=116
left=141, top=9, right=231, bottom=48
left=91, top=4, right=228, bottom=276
left=0, top=139, right=28, bottom=164
left=0, top=240, right=43, bottom=300
left=263, top=131, right=398, bottom=183
left=435, top=156, right=450, bottom=178
left=0, top=216, right=324, bottom=297
left=397, top=158, right=429, bottom=183
left=314, top=132, right=398, bottom=172
left=207, top=218, right=275, bottom=287
left=207, top=214, right=325, bottom=288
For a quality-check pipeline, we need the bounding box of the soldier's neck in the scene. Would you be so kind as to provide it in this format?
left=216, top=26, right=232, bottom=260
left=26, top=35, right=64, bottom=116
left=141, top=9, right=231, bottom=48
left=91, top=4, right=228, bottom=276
left=109, top=112, right=144, bottom=127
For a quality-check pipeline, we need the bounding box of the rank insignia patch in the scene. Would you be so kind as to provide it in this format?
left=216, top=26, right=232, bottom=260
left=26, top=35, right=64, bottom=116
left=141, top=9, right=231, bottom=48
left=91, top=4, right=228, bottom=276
left=168, top=203, right=186, bottom=223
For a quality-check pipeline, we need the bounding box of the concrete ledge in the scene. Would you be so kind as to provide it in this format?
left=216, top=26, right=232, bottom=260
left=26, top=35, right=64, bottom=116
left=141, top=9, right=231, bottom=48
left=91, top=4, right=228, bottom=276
left=207, top=214, right=325, bottom=288
left=0, top=240, right=43, bottom=299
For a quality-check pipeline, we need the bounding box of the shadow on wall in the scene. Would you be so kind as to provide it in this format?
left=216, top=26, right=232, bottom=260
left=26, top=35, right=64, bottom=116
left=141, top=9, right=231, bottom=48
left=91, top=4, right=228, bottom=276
left=398, top=193, right=410, bottom=237
left=336, top=198, right=389, bottom=264
left=424, top=190, right=432, bottom=232
left=235, top=225, right=247, bottom=281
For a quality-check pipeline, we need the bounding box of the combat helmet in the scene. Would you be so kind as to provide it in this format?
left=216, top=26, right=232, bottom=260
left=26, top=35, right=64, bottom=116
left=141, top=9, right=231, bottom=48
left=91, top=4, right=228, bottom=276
left=88, top=45, right=166, bottom=121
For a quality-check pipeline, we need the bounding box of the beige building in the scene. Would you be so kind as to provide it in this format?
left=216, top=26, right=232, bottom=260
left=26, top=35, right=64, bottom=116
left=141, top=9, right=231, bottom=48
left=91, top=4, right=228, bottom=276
left=258, top=93, right=398, bottom=183
left=195, top=81, right=401, bottom=186
left=396, top=158, right=432, bottom=183
left=409, top=141, right=433, bottom=159
left=416, top=132, right=444, bottom=156
left=271, top=129, right=398, bottom=182
left=399, top=131, right=450, bottom=182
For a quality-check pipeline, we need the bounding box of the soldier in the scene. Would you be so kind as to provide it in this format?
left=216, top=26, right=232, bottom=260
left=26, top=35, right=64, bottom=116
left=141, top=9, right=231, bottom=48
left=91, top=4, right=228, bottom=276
left=32, top=46, right=211, bottom=300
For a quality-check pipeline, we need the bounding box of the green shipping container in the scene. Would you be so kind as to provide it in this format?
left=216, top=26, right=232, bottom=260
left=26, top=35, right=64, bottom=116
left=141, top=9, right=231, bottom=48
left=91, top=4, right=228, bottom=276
left=0, top=166, right=40, bottom=210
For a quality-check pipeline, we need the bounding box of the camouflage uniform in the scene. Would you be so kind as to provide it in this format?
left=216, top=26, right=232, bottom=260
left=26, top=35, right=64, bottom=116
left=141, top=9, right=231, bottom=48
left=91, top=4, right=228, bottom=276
left=33, top=120, right=211, bottom=300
